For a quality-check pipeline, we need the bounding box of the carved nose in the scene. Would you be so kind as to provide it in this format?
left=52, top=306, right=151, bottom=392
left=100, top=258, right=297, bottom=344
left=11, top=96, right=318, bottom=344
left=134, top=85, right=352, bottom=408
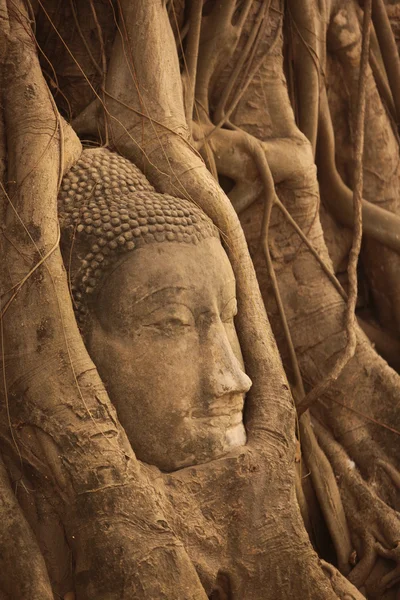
left=203, top=322, right=252, bottom=399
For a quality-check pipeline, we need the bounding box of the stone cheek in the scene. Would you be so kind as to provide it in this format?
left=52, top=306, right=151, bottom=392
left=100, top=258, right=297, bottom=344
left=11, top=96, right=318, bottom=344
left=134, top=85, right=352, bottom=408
left=58, top=147, right=219, bottom=322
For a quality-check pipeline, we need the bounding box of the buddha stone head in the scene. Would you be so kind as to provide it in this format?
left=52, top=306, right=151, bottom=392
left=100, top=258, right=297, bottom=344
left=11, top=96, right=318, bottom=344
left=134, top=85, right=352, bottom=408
left=59, top=148, right=252, bottom=472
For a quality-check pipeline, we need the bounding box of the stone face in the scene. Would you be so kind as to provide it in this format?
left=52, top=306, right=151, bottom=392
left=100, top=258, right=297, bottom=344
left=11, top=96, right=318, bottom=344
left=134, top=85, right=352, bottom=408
left=86, top=239, right=251, bottom=471
left=59, top=149, right=251, bottom=471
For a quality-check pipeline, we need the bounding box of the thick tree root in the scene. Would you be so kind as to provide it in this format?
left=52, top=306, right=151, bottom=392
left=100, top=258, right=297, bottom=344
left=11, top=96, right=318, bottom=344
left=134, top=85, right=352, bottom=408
left=314, top=420, right=400, bottom=596
left=0, top=456, right=53, bottom=599
left=300, top=414, right=353, bottom=575
left=321, top=560, right=366, bottom=600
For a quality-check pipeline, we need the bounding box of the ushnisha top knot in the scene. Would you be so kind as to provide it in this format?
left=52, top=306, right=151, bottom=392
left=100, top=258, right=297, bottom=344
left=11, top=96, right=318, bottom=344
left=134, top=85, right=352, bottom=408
left=58, top=147, right=219, bottom=323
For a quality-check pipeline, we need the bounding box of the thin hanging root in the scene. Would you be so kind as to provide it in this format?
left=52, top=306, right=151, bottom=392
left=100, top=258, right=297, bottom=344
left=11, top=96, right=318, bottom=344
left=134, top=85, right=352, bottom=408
left=198, top=140, right=218, bottom=181
left=182, top=0, right=202, bottom=127
left=286, top=0, right=323, bottom=155
left=0, top=190, right=61, bottom=318
left=203, top=20, right=282, bottom=143
left=317, top=86, right=400, bottom=254
left=89, top=0, right=109, bottom=146
left=273, top=197, right=346, bottom=301
left=69, top=0, right=102, bottom=75
left=376, top=460, right=400, bottom=491
left=297, top=0, right=372, bottom=416
left=294, top=464, right=314, bottom=540
left=255, top=137, right=304, bottom=400
left=193, top=0, right=242, bottom=112
left=193, top=0, right=257, bottom=114
left=171, top=5, right=217, bottom=175
left=369, top=48, right=397, bottom=124
left=372, top=0, right=400, bottom=123
left=368, top=23, right=397, bottom=124
left=213, top=0, right=270, bottom=125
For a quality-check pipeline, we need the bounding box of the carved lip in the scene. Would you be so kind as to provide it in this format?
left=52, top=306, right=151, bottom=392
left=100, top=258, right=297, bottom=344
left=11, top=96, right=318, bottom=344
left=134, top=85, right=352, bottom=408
left=191, top=397, right=245, bottom=421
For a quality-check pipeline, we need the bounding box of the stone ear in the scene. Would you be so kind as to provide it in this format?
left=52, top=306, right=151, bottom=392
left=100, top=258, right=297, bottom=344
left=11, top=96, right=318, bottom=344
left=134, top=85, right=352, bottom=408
left=82, top=309, right=108, bottom=367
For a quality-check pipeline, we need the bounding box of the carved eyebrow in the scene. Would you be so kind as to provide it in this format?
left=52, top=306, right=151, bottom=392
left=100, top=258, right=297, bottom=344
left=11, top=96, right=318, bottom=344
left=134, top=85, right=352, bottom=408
left=132, top=286, right=193, bottom=306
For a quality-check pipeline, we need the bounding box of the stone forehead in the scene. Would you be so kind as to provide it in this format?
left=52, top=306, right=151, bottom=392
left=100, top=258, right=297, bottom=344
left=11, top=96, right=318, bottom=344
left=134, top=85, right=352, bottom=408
left=58, top=147, right=219, bottom=322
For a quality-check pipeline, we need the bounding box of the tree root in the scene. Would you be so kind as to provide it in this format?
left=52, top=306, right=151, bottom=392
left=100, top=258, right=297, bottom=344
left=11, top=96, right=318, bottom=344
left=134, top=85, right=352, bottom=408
left=301, top=414, right=353, bottom=575
left=195, top=125, right=346, bottom=300
left=296, top=0, right=372, bottom=415
left=193, top=0, right=252, bottom=114
left=317, top=86, right=400, bottom=255
left=371, top=0, right=400, bottom=123
left=196, top=116, right=368, bottom=418
left=223, top=123, right=360, bottom=579
left=357, top=316, right=400, bottom=372
left=321, top=560, right=366, bottom=600
left=286, top=0, right=325, bottom=154
left=314, top=420, right=400, bottom=595
left=0, top=455, right=53, bottom=599
left=213, top=0, right=271, bottom=126
left=181, top=0, right=202, bottom=127
left=376, top=460, right=400, bottom=492
left=369, top=47, right=397, bottom=124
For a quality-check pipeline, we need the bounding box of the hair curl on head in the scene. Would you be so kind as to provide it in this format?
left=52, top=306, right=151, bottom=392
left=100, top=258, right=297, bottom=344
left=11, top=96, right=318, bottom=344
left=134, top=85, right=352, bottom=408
left=58, top=148, right=219, bottom=323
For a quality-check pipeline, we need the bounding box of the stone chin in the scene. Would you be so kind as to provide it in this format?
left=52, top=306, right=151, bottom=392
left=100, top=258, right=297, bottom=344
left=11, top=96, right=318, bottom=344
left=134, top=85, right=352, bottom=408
left=196, top=408, right=247, bottom=453
left=173, top=410, right=247, bottom=471
left=225, top=422, right=247, bottom=449
left=171, top=422, right=247, bottom=471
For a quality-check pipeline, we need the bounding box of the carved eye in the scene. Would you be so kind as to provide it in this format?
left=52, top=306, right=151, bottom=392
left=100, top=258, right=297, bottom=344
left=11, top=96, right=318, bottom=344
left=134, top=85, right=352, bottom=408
left=143, top=304, right=195, bottom=334
left=155, top=317, right=191, bottom=331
